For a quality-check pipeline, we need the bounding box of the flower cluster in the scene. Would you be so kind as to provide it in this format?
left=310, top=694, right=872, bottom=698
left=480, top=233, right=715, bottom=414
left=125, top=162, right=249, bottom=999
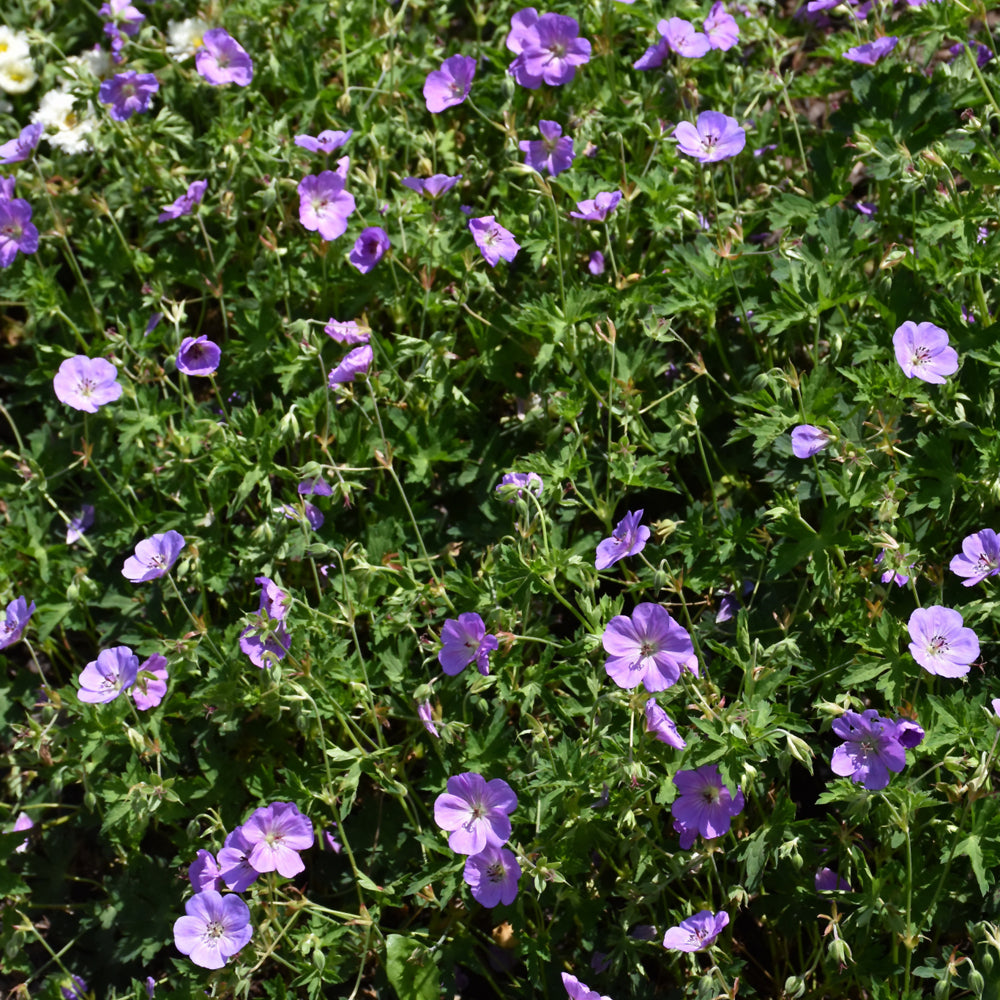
left=239, top=576, right=292, bottom=668
left=506, top=10, right=591, bottom=88
left=635, top=4, right=739, bottom=69
left=830, top=709, right=924, bottom=790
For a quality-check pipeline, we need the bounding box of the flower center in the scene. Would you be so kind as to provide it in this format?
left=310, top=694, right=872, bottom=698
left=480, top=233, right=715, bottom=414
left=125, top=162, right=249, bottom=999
left=204, top=918, right=225, bottom=941
left=639, top=640, right=658, bottom=659
left=912, top=346, right=930, bottom=366
left=487, top=860, right=506, bottom=883
left=701, top=785, right=721, bottom=805
left=927, top=634, right=949, bottom=656
left=77, top=377, right=96, bottom=398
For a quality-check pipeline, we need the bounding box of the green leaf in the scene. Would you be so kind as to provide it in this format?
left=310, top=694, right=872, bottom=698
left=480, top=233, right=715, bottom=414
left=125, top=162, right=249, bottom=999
left=385, top=934, right=440, bottom=1000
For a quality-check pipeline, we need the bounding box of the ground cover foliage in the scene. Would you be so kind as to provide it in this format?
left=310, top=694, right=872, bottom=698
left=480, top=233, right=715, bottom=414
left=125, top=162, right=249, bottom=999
left=2, top=0, right=1000, bottom=997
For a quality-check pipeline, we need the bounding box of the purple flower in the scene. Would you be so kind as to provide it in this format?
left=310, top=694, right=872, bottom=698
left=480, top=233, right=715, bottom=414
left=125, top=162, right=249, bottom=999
left=188, top=849, right=224, bottom=893
left=324, top=318, right=370, bottom=344
left=298, top=475, right=333, bottom=496
left=323, top=827, right=342, bottom=854
left=423, top=55, right=476, bottom=113
left=349, top=226, right=390, bottom=273
left=298, top=171, right=356, bottom=241
left=438, top=612, right=499, bottom=676
left=468, top=216, right=520, bottom=266
left=495, top=472, right=543, bottom=501
left=240, top=801, right=314, bottom=878
left=906, top=605, right=979, bottom=677
left=195, top=29, right=253, bottom=86
left=98, top=71, right=159, bottom=121
left=418, top=700, right=440, bottom=737
left=294, top=129, right=352, bottom=153
left=644, top=697, right=686, bottom=748
left=893, top=321, right=958, bottom=383
left=131, top=653, right=168, bottom=710
left=716, top=591, right=739, bottom=623
left=402, top=174, right=462, bottom=198
left=895, top=718, right=924, bottom=749
left=176, top=336, right=220, bottom=376
left=122, top=530, right=185, bottom=582
left=433, top=772, right=517, bottom=854
left=830, top=709, right=906, bottom=790
left=509, top=13, right=591, bottom=88
left=587, top=251, right=605, bottom=275
left=11, top=811, right=33, bottom=853
left=0, top=596, right=35, bottom=650
left=173, top=890, right=252, bottom=969
left=280, top=501, right=324, bottom=530
left=463, top=845, right=521, bottom=907
left=873, top=550, right=912, bottom=587
left=674, top=111, right=746, bottom=163
left=662, top=910, right=729, bottom=951
left=157, top=179, right=207, bottom=222
left=703, top=3, right=739, bottom=50
left=790, top=424, right=830, bottom=458
left=77, top=646, right=140, bottom=703
left=61, top=976, right=88, bottom=1000
left=520, top=120, right=575, bottom=176
left=815, top=867, right=851, bottom=892
left=992, top=698, right=1000, bottom=718
left=0, top=197, right=39, bottom=268
left=950, top=529, right=1000, bottom=587
left=0, top=122, right=43, bottom=164
left=217, top=826, right=260, bottom=891
left=53, top=356, right=122, bottom=412
left=671, top=765, right=744, bottom=848
left=239, top=576, right=291, bottom=668
left=844, top=36, right=898, bottom=65
left=570, top=191, right=622, bottom=222
left=561, top=973, right=613, bottom=1000
left=328, top=344, right=373, bottom=385
left=595, top=509, right=650, bottom=569
left=658, top=17, right=711, bottom=58
left=601, top=603, right=694, bottom=693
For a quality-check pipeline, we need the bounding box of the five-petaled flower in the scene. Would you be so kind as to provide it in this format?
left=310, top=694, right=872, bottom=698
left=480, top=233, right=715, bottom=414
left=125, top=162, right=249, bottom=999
left=158, top=179, right=207, bottom=222
left=570, top=191, right=622, bottom=222
left=438, top=612, right=499, bottom=676
left=463, top=844, right=521, bottom=907
left=674, top=111, right=746, bottom=163
left=602, top=603, right=695, bottom=692
left=173, top=890, right=253, bottom=969
left=0, top=195, right=39, bottom=268
left=0, top=596, right=35, bottom=650
left=906, top=605, right=979, bottom=677
left=122, top=530, right=186, bottom=582
left=507, top=11, right=592, bottom=88
left=520, top=120, right=575, bottom=176
left=176, top=336, right=221, bottom=376
left=469, top=216, right=520, bottom=266
left=433, top=772, right=517, bottom=854
left=53, top=356, right=123, bottom=412
left=662, top=910, right=730, bottom=951
left=830, top=709, right=909, bottom=790
left=298, top=171, right=356, bottom=241
left=658, top=17, right=710, bottom=58
left=423, top=55, right=476, bottom=113
left=595, top=509, right=650, bottom=570
left=790, top=424, right=831, bottom=458
left=349, top=226, right=390, bottom=273
left=295, top=129, right=352, bottom=153
left=195, top=28, right=254, bottom=86
left=671, top=764, right=744, bottom=848
left=98, top=71, right=159, bottom=121
left=77, top=646, right=140, bottom=703
left=240, top=801, right=314, bottom=878
left=892, top=321, right=958, bottom=384
left=950, top=529, right=1000, bottom=587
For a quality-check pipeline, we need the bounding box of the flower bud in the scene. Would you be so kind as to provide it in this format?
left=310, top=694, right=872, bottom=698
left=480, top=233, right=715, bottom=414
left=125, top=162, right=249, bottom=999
left=783, top=976, right=806, bottom=999
left=968, top=969, right=984, bottom=997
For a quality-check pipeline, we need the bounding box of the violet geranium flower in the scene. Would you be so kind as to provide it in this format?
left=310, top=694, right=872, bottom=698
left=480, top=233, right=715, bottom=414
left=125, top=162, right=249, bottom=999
left=519, top=120, right=575, bottom=176
left=0, top=596, right=35, bottom=650
left=0, top=196, right=39, bottom=268
left=216, top=826, right=261, bottom=891
left=239, top=575, right=291, bottom=668
left=674, top=111, right=746, bottom=163
left=561, top=973, right=613, bottom=1000
left=324, top=318, right=370, bottom=344
left=240, top=801, right=314, bottom=878
left=402, top=173, right=462, bottom=198
left=131, top=653, right=169, bottom=710
left=298, top=475, right=333, bottom=496
left=508, top=13, right=591, bottom=88
left=658, top=17, right=711, bottom=58
left=188, top=849, right=224, bottom=893
left=595, top=509, right=650, bottom=570
left=98, top=71, right=159, bottom=121
left=844, top=36, right=898, bottom=65
left=173, top=890, right=252, bottom=969
left=601, top=603, right=694, bottom=692
left=570, top=191, right=622, bottom=222
left=158, top=179, right=207, bottom=222
left=0, top=122, right=43, bottom=164
left=892, top=320, right=958, bottom=384
left=77, top=646, right=140, bottom=703
left=671, top=765, right=744, bottom=848
left=703, top=3, right=739, bottom=51
left=176, top=336, right=220, bottom=376
left=662, top=910, right=729, bottom=951
left=790, top=424, right=830, bottom=458
left=122, top=530, right=186, bottom=582
left=53, top=356, right=122, bottom=412
left=830, top=709, right=907, bottom=790
left=328, top=344, right=373, bottom=385
left=433, top=772, right=517, bottom=854
left=815, top=867, right=851, bottom=892
left=423, top=55, right=476, bottom=113
left=468, top=216, right=520, bottom=267
left=66, top=504, right=95, bottom=544
left=463, top=845, right=521, bottom=907
left=950, top=529, right=1000, bottom=587
left=195, top=28, right=253, bottom=86
left=294, top=129, right=352, bottom=153
left=495, top=472, right=543, bottom=502
left=348, top=226, right=390, bottom=273
left=644, top=697, right=686, bottom=748
left=906, top=605, right=980, bottom=677
left=417, top=700, right=440, bottom=737
left=11, top=811, right=33, bottom=853
left=298, top=171, right=356, bottom=241
left=438, top=612, right=499, bottom=676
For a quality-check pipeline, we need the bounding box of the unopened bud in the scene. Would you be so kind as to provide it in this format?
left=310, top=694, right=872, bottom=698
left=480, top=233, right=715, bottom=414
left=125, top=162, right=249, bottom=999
left=786, top=733, right=813, bottom=766
left=783, top=976, right=806, bottom=999
left=968, top=969, right=985, bottom=997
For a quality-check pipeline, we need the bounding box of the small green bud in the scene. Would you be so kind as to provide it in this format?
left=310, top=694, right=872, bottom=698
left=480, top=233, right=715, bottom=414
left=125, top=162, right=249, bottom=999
left=783, top=975, right=805, bottom=999
left=968, top=969, right=984, bottom=996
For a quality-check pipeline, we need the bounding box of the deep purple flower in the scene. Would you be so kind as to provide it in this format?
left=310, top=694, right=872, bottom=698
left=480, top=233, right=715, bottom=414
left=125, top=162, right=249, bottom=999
left=874, top=550, right=912, bottom=587
left=644, top=697, right=686, bottom=748
left=671, top=765, right=744, bottom=847
left=0, top=596, right=35, bottom=650
left=895, top=718, right=925, bottom=749
left=0, top=123, right=43, bottom=164
left=658, top=17, right=711, bottom=58
left=892, top=321, right=958, bottom=383
left=173, top=890, right=252, bottom=969
left=298, top=171, right=356, bottom=241
left=216, top=827, right=260, bottom=891
left=61, top=976, right=88, bottom=1000
left=349, top=226, right=390, bottom=273
left=469, top=216, right=520, bottom=266
left=716, top=591, right=739, bottom=623
left=77, top=646, right=140, bottom=703
left=298, top=475, right=333, bottom=496
left=122, top=530, right=185, bottom=582
left=463, top=845, right=521, bottom=907
left=241, top=801, right=314, bottom=878
left=433, top=772, right=517, bottom=854
left=195, top=29, right=253, bottom=86
left=510, top=13, right=591, bottom=88
left=418, top=700, right=440, bottom=737
left=830, top=709, right=906, bottom=790
left=280, top=501, right=324, bottom=530
left=11, top=811, right=33, bottom=853
left=239, top=576, right=291, bottom=668
left=570, top=191, right=622, bottom=222
left=520, top=120, right=575, bottom=176
left=423, top=55, right=476, bottom=113
left=176, top=336, right=220, bottom=376
left=662, top=910, right=729, bottom=951
left=402, top=173, right=462, bottom=198
left=704, top=3, right=739, bottom=50
left=495, top=472, right=543, bottom=501
left=602, top=603, right=694, bottom=692
left=595, top=509, right=650, bottom=569
left=158, top=179, right=207, bottom=222
left=633, top=39, right=669, bottom=70
left=131, top=653, right=168, bottom=710
left=790, top=424, right=830, bottom=458
left=294, top=129, right=352, bottom=153
left=188, top=849, right=223, bottom=893
left=561, top=973, right=613, bottom=1000
left=949, top=41, right=993, bottom=69
left=844, top=36, right=898, bottom=65
left=674, top=111, right=746, bottom=163
left=950, top=529, right=1000, bottom=587
left=328, top=344, right=373, bottom=385
left=815, top=867, right=851, bottom=892
left=66, top=504, right=95, bottom=544
left=906, top=605, right=979, bottom=677
left=587, top=251, right=605, bottom=275
left=324, top=318, right=370, bottom=344
left=0, top=197, right=39, bottom=268
left=98, top=71, right=159, bottom=121
left=53, top=356, right=122, bottom=412
left=438, top=612, right=499, bottom=676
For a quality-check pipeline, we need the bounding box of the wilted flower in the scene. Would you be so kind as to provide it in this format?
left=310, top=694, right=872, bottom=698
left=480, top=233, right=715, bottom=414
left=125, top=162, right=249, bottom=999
left=239, top=576, right=291, bottom=668
left=520, top=120, right=575, bottom=176
left=131, top=654, right=169, bottom=710
left=423, top=55, right=476, bottom=113
left=298, top=171, right=356, bottom=241
left=464, top=845, right=521, bottom=907
left=595, top=509, right=650, bottom=569
left=950, top=529, right=1000, bottom=587
left=173, top=890, right=252, bottom=969
left=830, top=709, right=908, bottom=790
left=122, top=531, right=185, bottom=582
left=158, top=179, right=207, bottom=222
left=195, top=29, right=253, bottom=86
left=240, top=801, right=314, bottom=877
left=98, top=71, right=159, bottom=121
left=53, top=356, right=123, bottom=412
left=418, top=700, right=440, bottom=737
left=844, top=36, right=898, bottom=65
left=438, top=612, right=499, bottom=676
left=402, top=173, right=462, bottom=197
left=77, top=646, right=140, bottom=703
left=0, top=596, right=35, bottom=650
left=658, top=17, right=711, bottom=58
left=906, top=605, right=979, bottom=677
left=674, top=111, right=746, bottom=163
left=602, top=603, right=694, bottom=692
left=328, top=344, right=373, bottom=385
left=176, top=336, right=221, bottom=376
left=495, top=472, right=543, bottom=501
left=790, top=424, right=830, bottom=458
left=892, top=321, right=958, bottom=384
left=468, top=216, right=520, bottom=266
left=434, top=772, right=517, bottom=854
left=570, top=191, right=622, bottom=222
left=644, top=698, right=686, bottom=748
left=662, top=910, right=729, bottom=951
left=295, top=129, right=352, bottom=153
left=348, top=226, right=390, bottom=273
left=0, top=122, right=43, bottom=164
left=671, top=765, right=744, bottom=848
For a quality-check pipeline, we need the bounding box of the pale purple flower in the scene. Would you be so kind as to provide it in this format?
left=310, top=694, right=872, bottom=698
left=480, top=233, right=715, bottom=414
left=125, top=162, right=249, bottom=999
left=418, top=700, right=440, bottom=737
left=662, top=911, right=729, bottom=951
left=188, top=849, right=224, bottom=892
left=294, top=129, right=352, bottom=153
left=588, top=251, right=605, bottom=275
left=0, top=197, right=39, bottom=268
left=906, top=605, right=979, bottom=677
left=195, top=29, right=253, bottom=86
left=0, top=596, right=35, bottom=650
left=53, top=356, right=122, bottom=412
left=328, top=344, right=373, bottom=385
left=66, top=504, right=95, bottom=544
left=950, top=529, right=1000, bottom=587
left=830, top=709, right=906, bottom=790
left=402, top=174, right=462, bottom=198
left=158, top=180, right=207, bottom=222
left=240, top=576, right=291, bottom=668
left=173, top=890, right=252, bottom=969
left=349, top=226, right=390, bottom=273
left=992, top=697, right=1000, bottom=718
left=716, top=591, right=739, bottom=623
left=703, top=3, right=739, bottom=50
left=423, top=55, right=476, bottom=113
left=240, top=801, right=314, bottom=878
left=131, top=654, right=168, bottom=710
left=469, top=216, right=520, bottom=266
left=324, top=318, right=370, bottom=344
left=658, top=17, right=711, bottom=58
left=438, top=612, right=499, bottom=676
left=844, top=36, right=898, bottom=65
left=11, top=811, right=33, bottom=853
left=98, top=71, right=159, bottom=121
left=298, top=171, right=356, bottom=241
left=216, top=826, right=260, bottom=891
left=122, top=530, right=185, bottom=582
left=893, top=321, right=958, bottom=383
left=595, top=509, right=650, bottom=570
left=520, top=120, right=575, bottom=176
left=298, top=475, right=333, bottom=496
left=790, top=424, right=830, bottom=458
left=570, top=191, right=622, bottom=222
left=674, top=111, right=746, bottom=163
left=176, top=336, right=220, bottom=376
left=433, top=772, right=517, bottom=854
left=644, top=698, right=686, bottom=748
left=561, top=973, right=613, bottom=1000
left=815, top=867, right=851, bottom=892
left=77, top=646, right=140, bottom=703
left=323, top=827, right=342, bottom=854
left=671, top=765, right=744, bottom=848
left=495, top=472, right=543, bottom=501
left=602, top=603, right=694, bottom=692
left=464, top=845, right=520, bottom=907
left=506, top=8, right=541, bottom=56
left=0, top=123, right=43, bottom=164
left=510, top=13, right=592, bottom=88
left=100, top=0, right=144, bottom=36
